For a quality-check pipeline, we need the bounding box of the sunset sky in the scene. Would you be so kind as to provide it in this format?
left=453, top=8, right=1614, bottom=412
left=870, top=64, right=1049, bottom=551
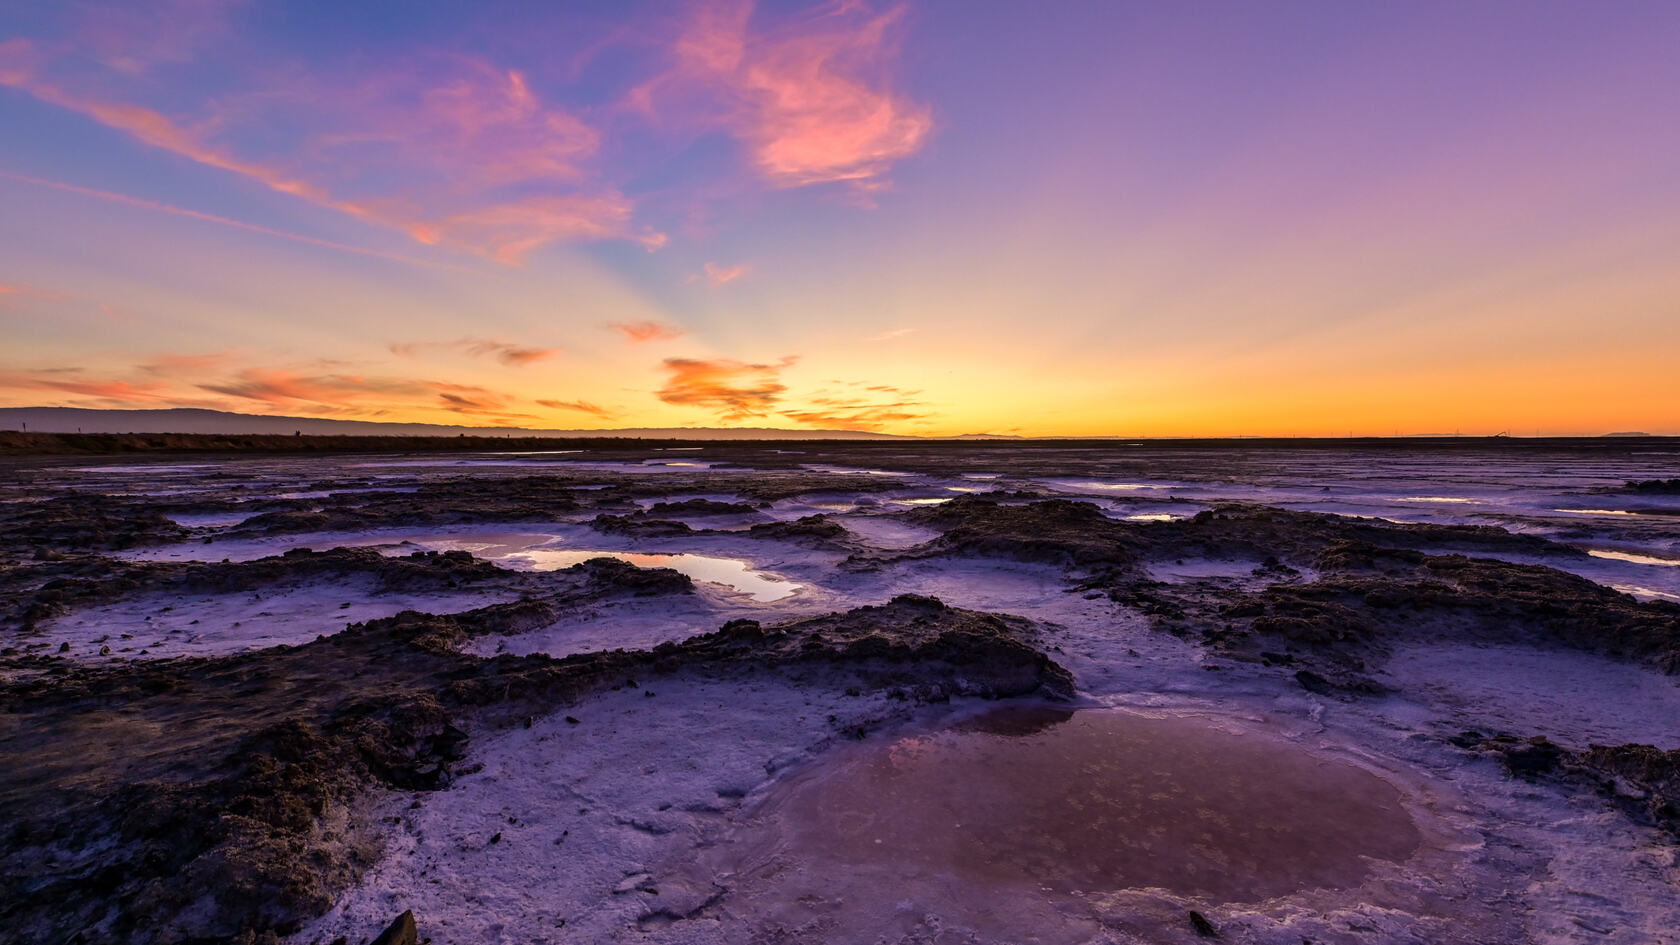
left=2, top=1, right=1677, bottom=436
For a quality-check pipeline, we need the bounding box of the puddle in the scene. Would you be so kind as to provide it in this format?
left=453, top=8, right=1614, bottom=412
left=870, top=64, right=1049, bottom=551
left=1556, top=508, right=1637, bottom=516
left=838, top=516, right=941, bottom=550
left=750, top=707, right=1420, bottom=904
left=71, top=464, right=221, bottom=474
left=1396, top=496, right=1479, bottom=504
left=1588, top=549, right=1680, bottom=566
left=1044, top=479, right=1170, bottom=493
left=1124, top=512, right=1181, bottom=522
left=504, top=550, right=800, bottom=602
left=1613, top=584, right=1680, bottom=602
left=802, top=464, right=913, bottom=477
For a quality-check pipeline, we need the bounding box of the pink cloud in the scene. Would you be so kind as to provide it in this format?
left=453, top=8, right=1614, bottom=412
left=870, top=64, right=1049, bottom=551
left=610, top=321, right=686, bottom=343
left=701, top=261, right=749, bottom=285
left=412, top=193, right=658, bottom=264
left=656, top=355, right=797, bottom=419
left=0, top=44, right=660, bottom=262
left=643, top=1, right=932, bottom=193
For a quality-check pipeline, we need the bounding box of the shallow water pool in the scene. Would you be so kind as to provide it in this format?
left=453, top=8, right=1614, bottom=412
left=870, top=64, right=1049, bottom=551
left=763, top=706, right=1420, bottom=903
left=506, top=549, right=801, bottom=602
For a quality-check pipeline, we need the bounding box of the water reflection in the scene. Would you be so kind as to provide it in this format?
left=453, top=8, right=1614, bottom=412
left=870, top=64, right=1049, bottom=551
left=507, top=549, right=800, bottom=602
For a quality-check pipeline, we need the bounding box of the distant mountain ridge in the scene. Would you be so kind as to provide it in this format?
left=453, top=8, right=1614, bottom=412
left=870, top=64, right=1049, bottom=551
left=0, top=407, right=910, bottom=440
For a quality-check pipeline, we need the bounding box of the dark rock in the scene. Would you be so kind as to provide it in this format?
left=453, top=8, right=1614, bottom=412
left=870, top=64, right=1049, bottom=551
left=1189, top=909, right=1220, bottom=937
left=1621, top=479, right=1680, bottom=495
left=1580, top=744, right=1680, bottom=835
left=589, top=514, right=694, bottom=538
left=903, top=497, right=1139, bottom=574
left=1499, top=737, right=1564, bottom=777
left=367, top=909, right=416, bottom=945
left=1294, top=670, right=1334, bottom=695
left=745, top=515, right=849, bottom=543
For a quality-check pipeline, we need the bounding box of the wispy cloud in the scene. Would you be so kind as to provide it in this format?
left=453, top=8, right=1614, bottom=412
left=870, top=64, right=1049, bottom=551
left=0, top=356, right=555, bottom=425
left=866, top=326, right=915, bottom=341
left=196, top=367, right=540, bottom=423
left=637, top=1, right=931, bottom=196
left=136, top=352, right=233, bottom=375
left=698, top=261, right=749, bottom=285
left=610, top=320, right=686, bottom=343
left=779, top=403, right=921, bottom=431
left=0, top=41, right=661, bottom=262
left=0, top=368, right=171, bottom=403
left=0, top=169, right=474, bottom=271
left=782, top=379, right=926, bottom=430
left=0, top=282, right=62, bottom=304
left=537, top=398, right=613, bottom=418
left=390, top=337, right=559, bottom=366
left=73, top=0, right=239, bottom=76
left=656, top=355, right=797, bottom=420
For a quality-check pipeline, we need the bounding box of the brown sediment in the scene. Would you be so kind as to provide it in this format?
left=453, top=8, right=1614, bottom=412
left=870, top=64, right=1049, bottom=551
left=767, top=707, right=1421, bottom=902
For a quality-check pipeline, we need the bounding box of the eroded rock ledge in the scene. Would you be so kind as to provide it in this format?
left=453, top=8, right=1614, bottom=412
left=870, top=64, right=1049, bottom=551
left=0, top=595, right=1067, bottom=945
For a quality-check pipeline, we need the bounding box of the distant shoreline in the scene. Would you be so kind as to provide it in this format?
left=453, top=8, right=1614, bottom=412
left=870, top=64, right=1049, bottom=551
left=3, top=430, right=1676, bottom=457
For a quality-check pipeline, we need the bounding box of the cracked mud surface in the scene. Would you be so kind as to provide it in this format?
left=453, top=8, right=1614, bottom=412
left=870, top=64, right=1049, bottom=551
left=2, top=441, right=1678, bottom=944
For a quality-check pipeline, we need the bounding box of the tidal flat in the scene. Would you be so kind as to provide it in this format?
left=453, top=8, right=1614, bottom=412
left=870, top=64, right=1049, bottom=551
left=2, top=440, right=1679, bottom=944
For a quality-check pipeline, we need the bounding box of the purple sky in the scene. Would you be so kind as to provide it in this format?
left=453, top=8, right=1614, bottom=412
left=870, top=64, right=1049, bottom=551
left=2, top=1, right=1677, bottom=434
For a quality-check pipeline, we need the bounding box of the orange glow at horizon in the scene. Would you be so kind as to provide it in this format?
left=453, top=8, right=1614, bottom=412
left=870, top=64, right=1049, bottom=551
left=2, top=2, right=1678, bottom=436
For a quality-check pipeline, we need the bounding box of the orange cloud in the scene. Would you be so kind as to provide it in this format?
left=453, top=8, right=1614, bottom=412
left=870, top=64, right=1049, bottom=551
left=645, top=1, right=932, bottom=193
left=865, top=326, right=915, bottom=341
left=537, top=398, right=613, bottom=418
left=194, top=367, right=545, bottom=423
left=434, top=387, right=534, bottom=420
left=610, top=321, right=686, bottom=343
left=780, top=404, right=920, bottom=431
left=0, top=369, right=170, bottom=403
left=137, top=352, right=233, bottom=375
left=390, top=337, right=559, bottom=366
left=656, top=355, right=797, bottom=420
left=784, top=379, right=927, bottom=430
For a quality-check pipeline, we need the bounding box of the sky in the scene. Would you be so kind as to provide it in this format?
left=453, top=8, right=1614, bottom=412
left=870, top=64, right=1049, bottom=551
left=2, top=0, right=1678, bottom=437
